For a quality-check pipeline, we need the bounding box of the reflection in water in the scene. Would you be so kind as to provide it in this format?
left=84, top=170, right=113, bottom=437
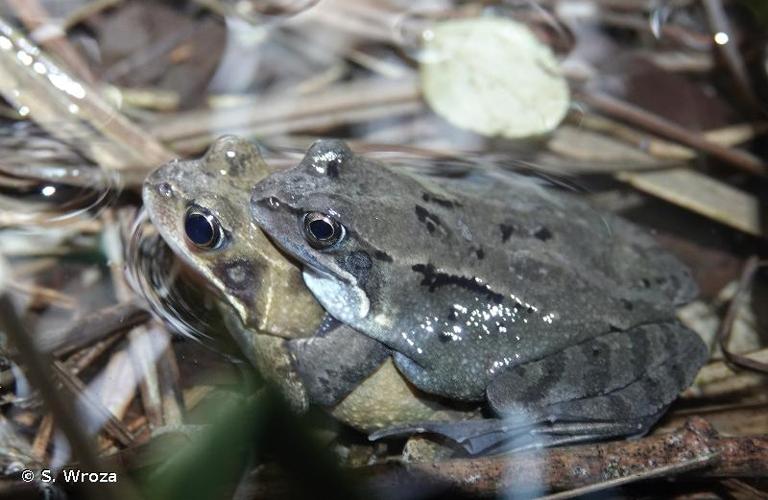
left=126, top=210, right=243, bottom=360
left=0, top=124, right=121, bottom=224
left=127, top=210, right=216, bottom=343
left=0, top=166, right=120, bottom=224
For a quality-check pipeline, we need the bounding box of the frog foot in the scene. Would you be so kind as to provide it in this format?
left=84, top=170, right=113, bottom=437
left=369, top=410, right=665, bottom=455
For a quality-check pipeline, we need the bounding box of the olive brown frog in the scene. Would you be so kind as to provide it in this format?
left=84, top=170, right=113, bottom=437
left=142, top=136, right=472, bottom=435
left=249, top=139, right=709, bottom=454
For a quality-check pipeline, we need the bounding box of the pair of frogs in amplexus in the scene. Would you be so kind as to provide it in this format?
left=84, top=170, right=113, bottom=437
left=142, top=136, right=707, bottom=455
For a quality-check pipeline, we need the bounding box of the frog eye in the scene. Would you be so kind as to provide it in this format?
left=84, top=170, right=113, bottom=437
left=184, top=207, right=224, bottom=249
left=303, top=212, right=344, bottom=249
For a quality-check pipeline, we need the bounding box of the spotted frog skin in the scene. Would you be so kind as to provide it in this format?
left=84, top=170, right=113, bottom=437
left=250, top=139, right=709, bottom=453
left=142, top=136, right=468, bottom=429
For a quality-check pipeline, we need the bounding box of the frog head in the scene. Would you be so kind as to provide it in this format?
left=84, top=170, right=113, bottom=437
left=250, top=139, right=411, bottom=326
left=142, top=136, right=322, bottom=337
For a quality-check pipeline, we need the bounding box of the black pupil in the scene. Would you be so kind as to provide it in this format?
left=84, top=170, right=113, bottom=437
left=185, top=213, right=215, bottom=246
left=309, top=219, right=335, bottom=241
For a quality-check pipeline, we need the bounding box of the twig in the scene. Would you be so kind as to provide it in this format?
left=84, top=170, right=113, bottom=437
left=126, top=327, right=165, bottom=427
left=238, top=418, right=768, bottom=498
left=0, top=414, right=42, bottom=474
left=50, top=360, right=134, bottom=447
left=6, top=281, right=77, bottom=310
left=0, top=263, right=139, bottom=500
left=34, top=301, right=150, bottom=357
left=96, top=348, right=139, bottom=424
left=685, top=348, right=768, bottom=399
left=716, top=257, right=768, bottom=374
left=536, top=0, right=695, bottom=12
left=155, top=329, right=184, bottom=427
left=577, top=113, right=768, bottom=161
left=65, top=334, right=124, bottom=375
left=31, top=414, right=54, bottom=461
left=702, top=0, right=760, bottom=109
left=6, top=0, right=96, bottom=83
left=618, top=168, right=762, bottom=236
left=579, top=91, right=768, bottom=176
left=598, top=11, right=712, bottom=50
left=721, top=479, right=768, bottom=499
left=171, top=100, right=422, bottom=154
left=153, top=78, right=419, bottom=142
left=0, top=18, right=174, bottom=171
left=0, top=283, right=101, bottom=473
left=106, top=208, right=164, bottom=428
left=110, top=208, right=184, bottom=429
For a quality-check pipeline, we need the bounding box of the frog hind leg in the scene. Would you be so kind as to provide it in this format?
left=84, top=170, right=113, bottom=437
left=287, top=318, right=390, bottom=407
left=371, top=323, right=708, bottom=454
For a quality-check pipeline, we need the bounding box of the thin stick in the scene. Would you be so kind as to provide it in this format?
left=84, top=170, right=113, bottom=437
left=716, top=257, right=768, bottom=374
left=126, top=327, right=165, bottom=427
left=0, top=298, right=102, bottom=471
left=51, top=361, right=135, bottom=447
left=0, top=292, right=142, bottom=500
left=171, top=101, right=422, bottom=154
left=579, top=91, right=768, bottom=176
left=236, top=418, right=768, bottom=498
left=6, top=0, right=96, bottom=83
left=39, top=301, right=150, bottom=357
left=702, top=0, right=760, bottom=109
left=31, top=414, right=54, bottom=461
left=0, top=19, right=174, bottom=171
left=66, top=334, right=124, bottom=375
left=154, top=78, right=419, bottom=142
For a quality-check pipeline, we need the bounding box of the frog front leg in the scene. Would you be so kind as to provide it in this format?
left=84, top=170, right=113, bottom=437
left=372, top=322, right=708, bottom=454
left=287, top=318, right=390, bottom=407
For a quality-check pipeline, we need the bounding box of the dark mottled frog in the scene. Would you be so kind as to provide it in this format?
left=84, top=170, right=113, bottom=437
left=249, top=139, right=709, bottom=453
left=142, top=137, right=468, bottom=432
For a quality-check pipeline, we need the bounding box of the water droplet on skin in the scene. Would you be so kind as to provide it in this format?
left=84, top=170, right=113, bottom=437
left=158, top=182, right=174, bottom=198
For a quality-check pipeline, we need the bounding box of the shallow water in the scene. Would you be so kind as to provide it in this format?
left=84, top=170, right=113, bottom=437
left=0, top=0, right=765, bottom=498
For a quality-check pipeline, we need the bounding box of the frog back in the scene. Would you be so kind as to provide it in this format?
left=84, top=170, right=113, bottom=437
left=250, top=142, right=697, bottom=401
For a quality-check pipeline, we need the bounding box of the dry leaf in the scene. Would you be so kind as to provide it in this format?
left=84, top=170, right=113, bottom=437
left=420, top=17, right=569, bottom=138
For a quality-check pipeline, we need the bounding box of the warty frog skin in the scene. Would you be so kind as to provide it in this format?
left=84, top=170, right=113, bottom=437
left=142, top=136, right=470, bottom=433
left=249, top=139, right=708, bottom=453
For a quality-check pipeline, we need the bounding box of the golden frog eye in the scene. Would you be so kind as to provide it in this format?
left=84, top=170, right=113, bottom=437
left=303, top=212, right=344, bottom=249
left=184, top=207, right=224, bottom=249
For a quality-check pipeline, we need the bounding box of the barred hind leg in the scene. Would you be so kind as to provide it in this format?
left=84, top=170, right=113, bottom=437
left=370, top=322, right=708, bottom=455
left=288, top=318, right=389, bottom=407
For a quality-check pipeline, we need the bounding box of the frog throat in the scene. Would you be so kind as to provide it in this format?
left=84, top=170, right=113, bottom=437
left=302, top=269, right=370, bottom=323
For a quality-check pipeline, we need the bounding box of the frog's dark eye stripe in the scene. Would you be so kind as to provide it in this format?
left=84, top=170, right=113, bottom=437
left=184, top=207, right=224, bottom=249
left=303, top=212, right=344, bottom=249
